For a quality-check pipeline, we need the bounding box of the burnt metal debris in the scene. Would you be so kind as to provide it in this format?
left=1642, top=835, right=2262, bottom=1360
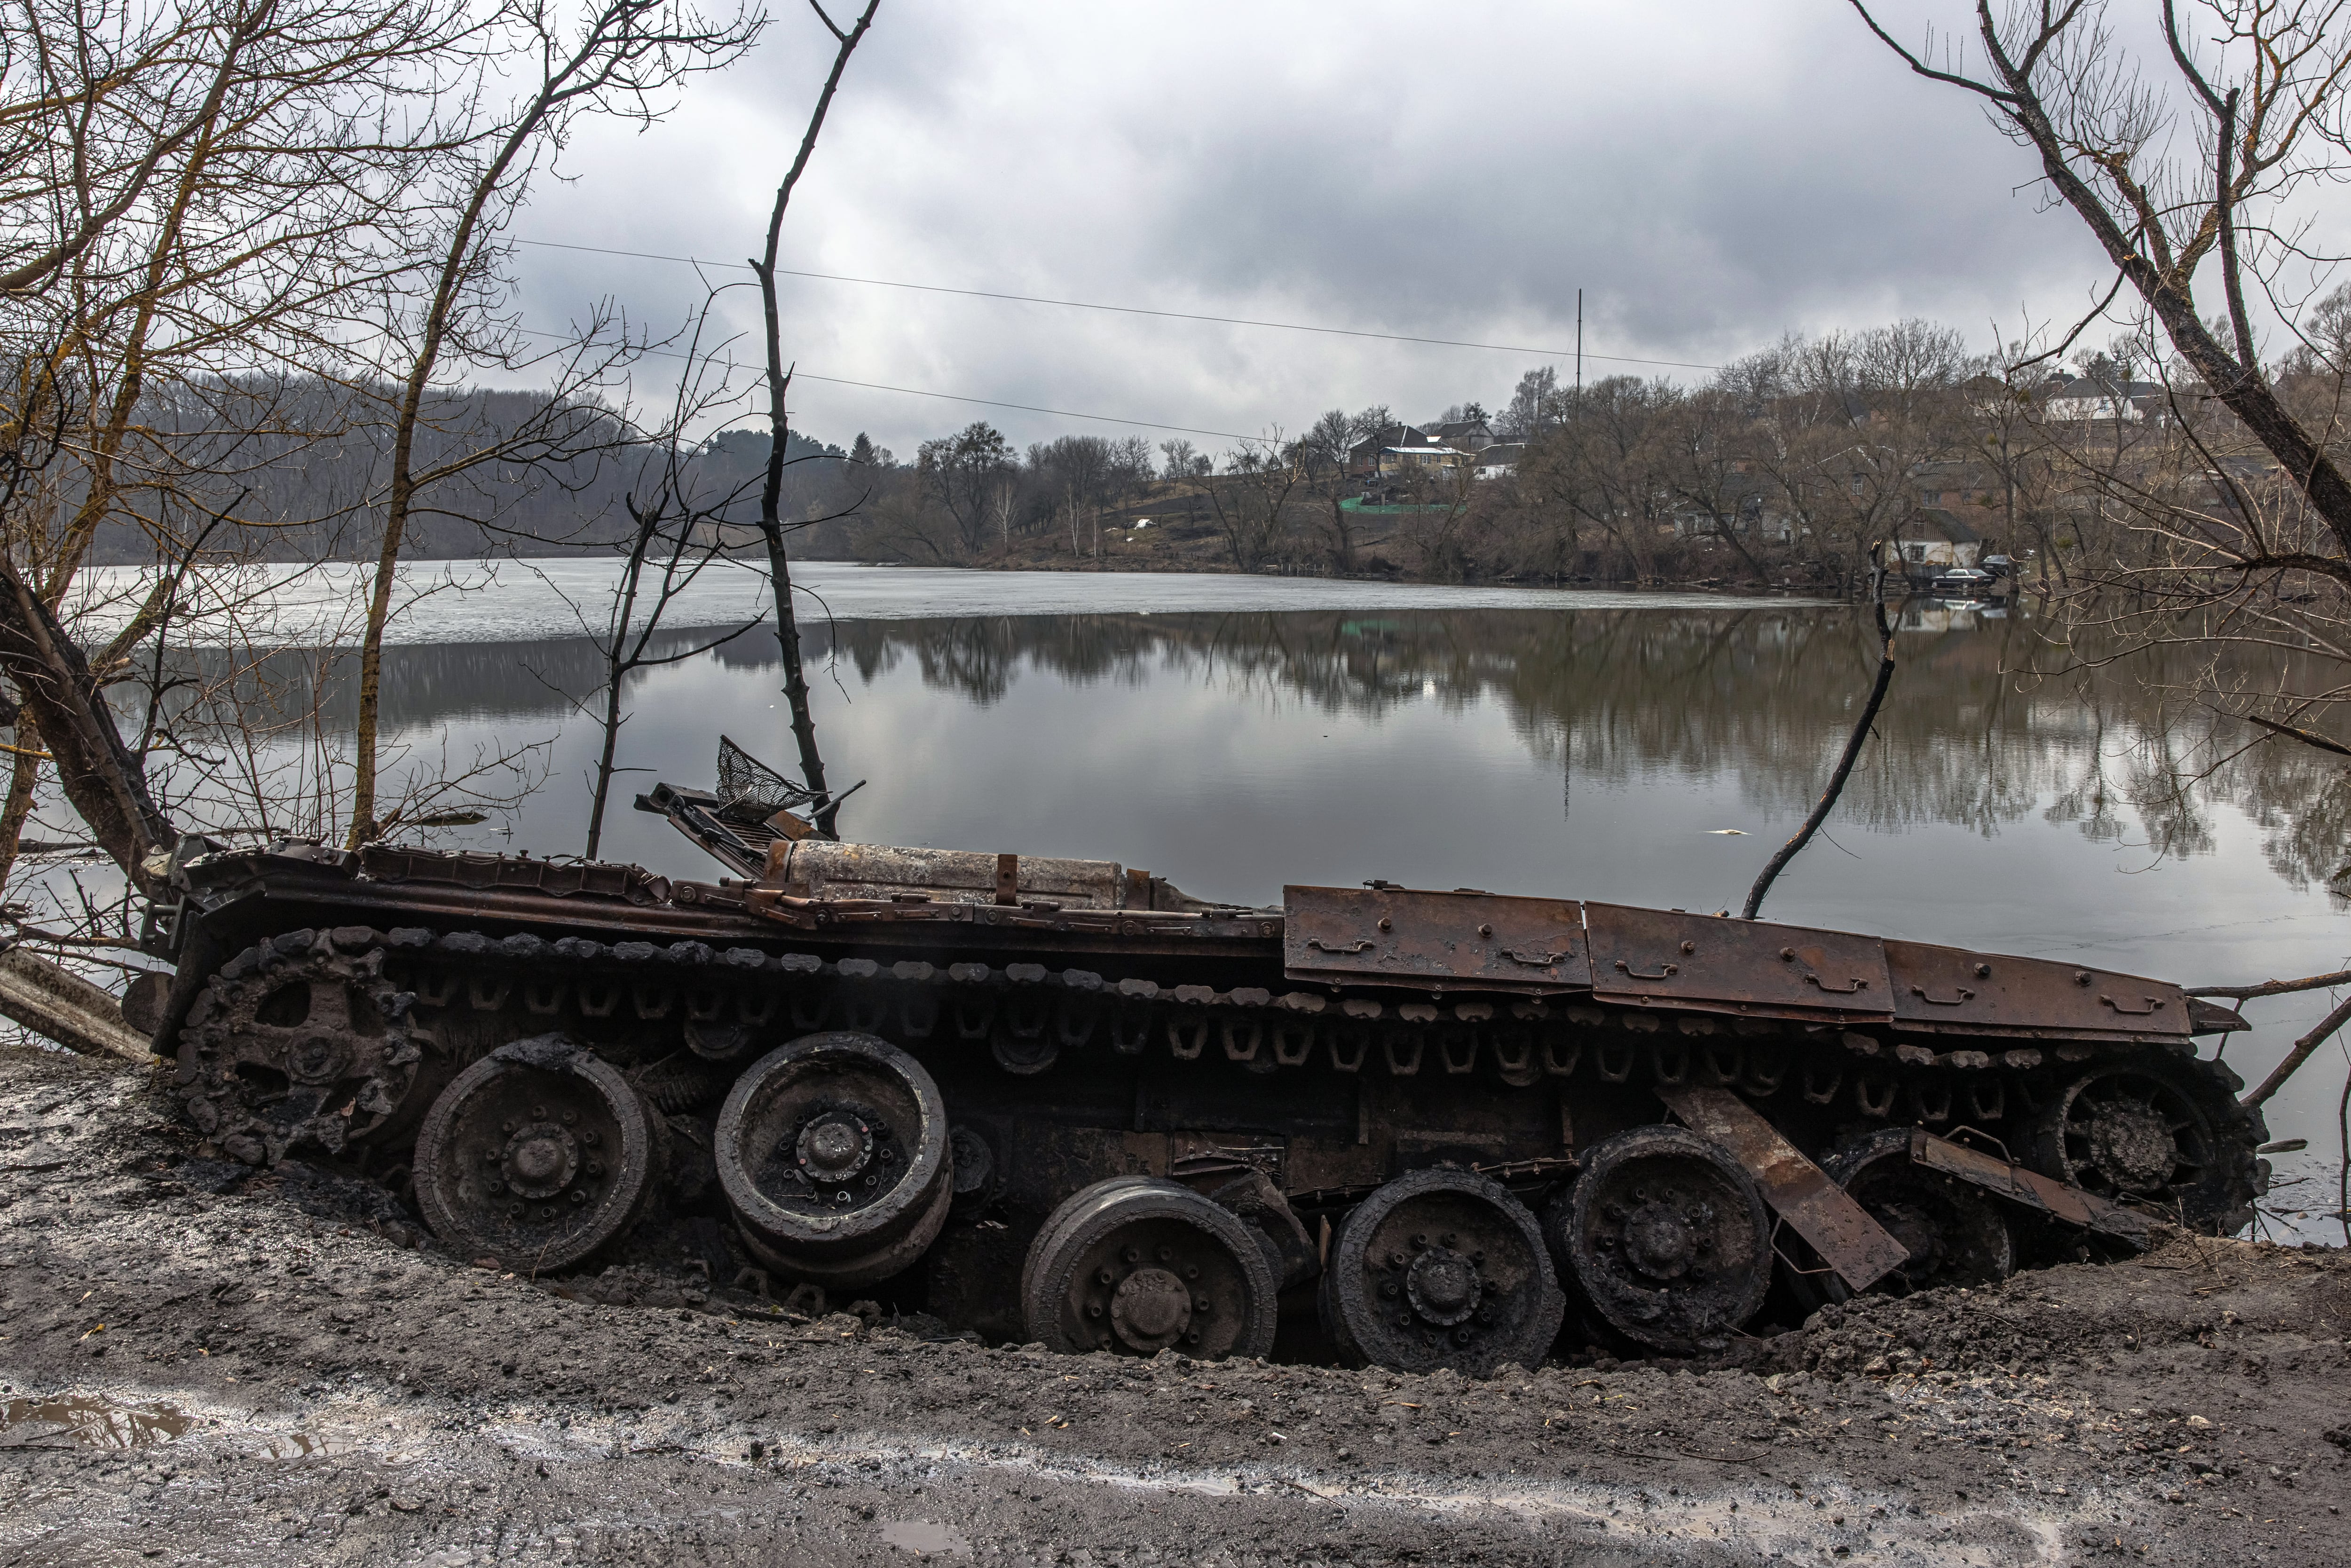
left=133, top=744, right=2267, bottom=1376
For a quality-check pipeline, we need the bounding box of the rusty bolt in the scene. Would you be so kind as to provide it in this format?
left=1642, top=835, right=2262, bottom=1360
left=1377, top=917, right=1392, bottom=931
left=2075, top=970, right=2092, bottom=985
left=1975, top=963, right=1992, bottom=977
left=1781, top=947, right=1796, bottom=961
left=1680, top=940, right=1696, bottom=955
left=1478, top=924, right=1493, bottom=937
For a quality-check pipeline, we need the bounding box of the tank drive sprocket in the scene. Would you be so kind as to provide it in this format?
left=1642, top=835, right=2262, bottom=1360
left=175, top=930, right=431, bottom=1166
left=2027, top=1054, right=2263, bottom=1234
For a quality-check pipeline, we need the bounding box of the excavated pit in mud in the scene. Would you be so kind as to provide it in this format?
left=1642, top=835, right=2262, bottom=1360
left=4, top=1040, right=2350, bottom=1566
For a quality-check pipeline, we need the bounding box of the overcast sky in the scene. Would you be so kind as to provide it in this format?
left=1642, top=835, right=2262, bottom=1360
left=511, top=0, right=2132, bottom=456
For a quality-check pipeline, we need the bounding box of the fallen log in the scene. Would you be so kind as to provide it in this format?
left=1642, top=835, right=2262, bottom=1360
left=0, top=946, right=153, bottom=1062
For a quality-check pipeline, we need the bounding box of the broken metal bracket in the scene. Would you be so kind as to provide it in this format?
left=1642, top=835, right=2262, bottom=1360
left=1655, top=1085, right=1910, bottom=1293
left=1906, top=1129, right=2153, bottom=1247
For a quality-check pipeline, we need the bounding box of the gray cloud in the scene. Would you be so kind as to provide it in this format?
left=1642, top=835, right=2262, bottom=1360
left=513, top=0, right=2128, bottom=454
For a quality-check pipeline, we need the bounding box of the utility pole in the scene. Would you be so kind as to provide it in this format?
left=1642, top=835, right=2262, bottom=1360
left=1575, top=289, right=1583, bottom=400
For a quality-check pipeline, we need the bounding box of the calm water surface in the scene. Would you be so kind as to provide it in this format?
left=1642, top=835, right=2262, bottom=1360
left=172, top=566, right=2351, bottom=1234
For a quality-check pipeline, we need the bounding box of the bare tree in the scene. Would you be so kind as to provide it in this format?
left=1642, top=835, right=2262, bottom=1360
left=1298, top=409, right=1361, bottom=570
left=0, top=0, right=499, bottom=887
left=346, top=0, right=763, bottom=846
left=1187, top=435, right=1305, bottom=571
left=740, top=0, right=881, bottom=837
left=1851, top=0, right=2351, bottom=572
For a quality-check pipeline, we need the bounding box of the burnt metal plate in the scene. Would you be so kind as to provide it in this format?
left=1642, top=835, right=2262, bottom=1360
left=1886, top=941, right=2189, bottom=1039
left=1282, top=885, right=1589, bottom=993
left=1908, top=1130, right=2151, bottom=1245
left=1657, top=1086, right=1908, bottom=1292
left=1585, top=904, right=1892, bottom=1018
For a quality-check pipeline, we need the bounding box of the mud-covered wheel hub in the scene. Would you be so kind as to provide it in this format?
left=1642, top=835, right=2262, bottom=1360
left=2083, top=1098, right=2179, bottom=1191
left=2028, top=1059, right=2255, bottom=1231
left=412, top=1034, right=661, bottom=1270
left=1321, top=1168, right=1563, bottom=1376
left=174, top=931, right=430, bottom=1166
left=1552, top=1126, right=1770, bottom=1354
left=501, top=1119, right=580, bottom=1199
left=1111, top=1267, right=1192, bottom=1348
left=715, top=1032, right=953, bottom=1289
left=1022, top=1177, right=1277, bottom=1359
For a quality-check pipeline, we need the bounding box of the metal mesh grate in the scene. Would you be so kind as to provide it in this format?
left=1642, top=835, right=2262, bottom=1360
left=715, top=735, right=818, bottom=813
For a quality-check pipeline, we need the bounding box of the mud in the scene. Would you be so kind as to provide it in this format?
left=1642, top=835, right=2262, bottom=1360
left=2, top=1040, right=2347, bottom=1566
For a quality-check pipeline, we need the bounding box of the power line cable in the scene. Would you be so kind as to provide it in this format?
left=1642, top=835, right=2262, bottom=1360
left=515, top=237, right=1724, bottom=372
left=513, top=324, right=1263, bottom=441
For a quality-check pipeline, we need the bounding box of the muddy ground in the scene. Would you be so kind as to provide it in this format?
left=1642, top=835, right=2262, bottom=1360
left=3, top=1043, right=2349, bottom=1567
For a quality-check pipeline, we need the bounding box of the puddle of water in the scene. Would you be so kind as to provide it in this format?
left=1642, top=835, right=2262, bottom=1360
left=0, top=1395, right=189, bottom=1450
left=879, top=1520, right=974, bottom=1558
left=253, top=1430, right=359, bottom=1460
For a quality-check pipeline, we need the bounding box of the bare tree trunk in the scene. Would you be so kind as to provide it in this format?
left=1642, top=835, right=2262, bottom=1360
left=0, top=558, right=172, bottom=890
left=1743, top=556, right=1893, bottom=922
left=584, top=508, right=658, bottom=860
left=745, top=1, right=879, bottom=839
left=0, top=717, right=45, bottom=891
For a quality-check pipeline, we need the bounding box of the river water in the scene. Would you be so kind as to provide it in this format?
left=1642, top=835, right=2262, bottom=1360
left=102, top=561, right=2351, bottom=1236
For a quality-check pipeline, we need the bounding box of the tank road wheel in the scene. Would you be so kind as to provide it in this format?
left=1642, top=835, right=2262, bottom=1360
left=176, top=933, right=429, bottom=1166
left=2028, top=1056, right=2260, bottom=1234
left=1819, top=1127, right=2012, bottom=1298
left=1021, top=1178, right=1278, bottom=1360
left=413, top=1033, right=662, bottom=1271
left=1551, top=1126, right=1770, bottom=1354
left=1320, top=1168, right=1563, bottom=1378
left=714, top=1031, right=954, bottom=1289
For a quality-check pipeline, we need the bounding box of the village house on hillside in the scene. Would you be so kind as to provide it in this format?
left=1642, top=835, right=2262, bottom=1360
left=2041, top=372, right=2170, bottom=425
left=1345, top=423, right=1434, bottom=474
left=1474, top=442, right=1524, bottom=479
left=1427, top=415, right=1494, bottom=452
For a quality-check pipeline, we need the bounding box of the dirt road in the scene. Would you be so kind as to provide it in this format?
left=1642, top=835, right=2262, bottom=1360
left=2, top=1042, right=2346, bottom=1566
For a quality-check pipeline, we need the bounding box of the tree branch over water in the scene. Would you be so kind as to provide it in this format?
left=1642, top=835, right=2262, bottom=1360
left=1742, top=552, right=1894, bottom=922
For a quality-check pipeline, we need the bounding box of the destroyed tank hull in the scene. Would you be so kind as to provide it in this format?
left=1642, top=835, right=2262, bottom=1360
left=140, top=792, right=2264, bottom=1374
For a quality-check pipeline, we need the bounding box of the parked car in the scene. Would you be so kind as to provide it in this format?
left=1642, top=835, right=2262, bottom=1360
left=1928, top=567, right=1998, bottom=595
left=1980, top=554, right=2015, bottom=577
